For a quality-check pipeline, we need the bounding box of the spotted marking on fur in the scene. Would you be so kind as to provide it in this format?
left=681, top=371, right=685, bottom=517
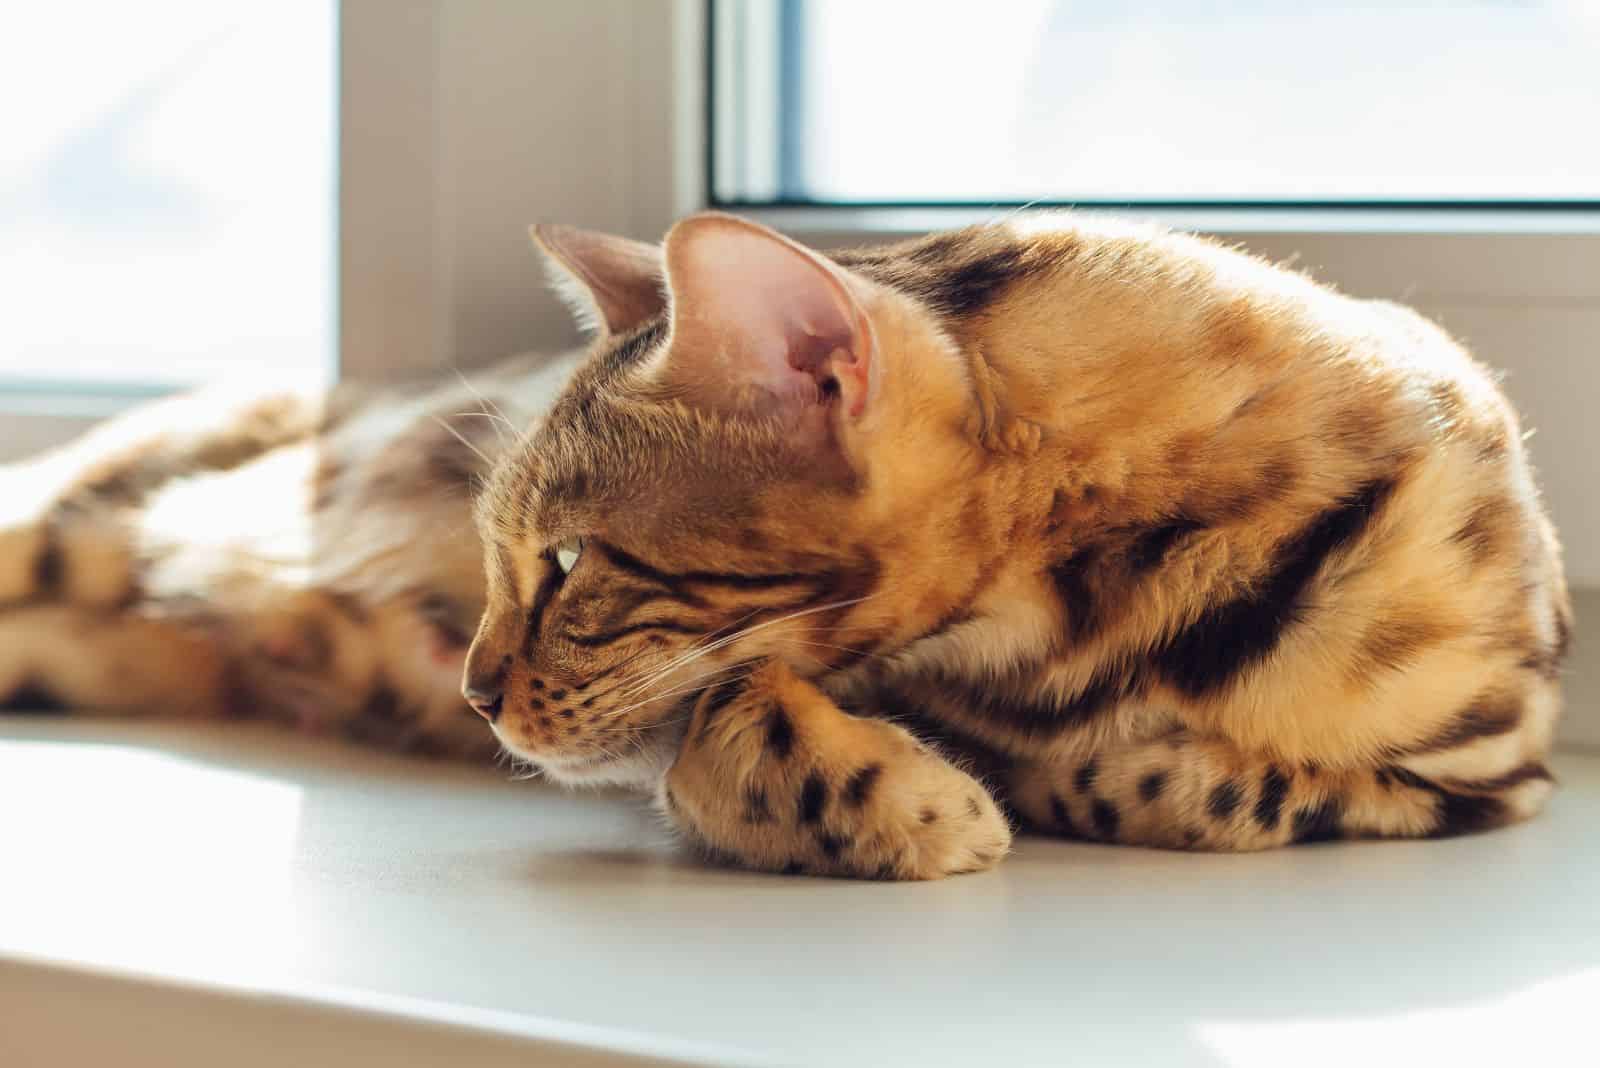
left=817, top=832, right=850, bottom=860
left=1091, top=799, right=1120, bottom=838
left=764, top=706, right=795, bottom=759
left=1048, top=793, right=1074, bottom=834
left=844, top=763, right=883, bottom=807
left=0, top=680, right=67, bottom=714
left=1073, top=759, right=1098, bottom=795
left=1291, top=799, right=1343, bottom=843
left=1138, top=770, right=1168, bottom=803
left=1254, top=766, right=1292, bottom=831
left=798, top=773, right=828, bottom=824
left=1208, top=780, right=1243, bottom=821
left=31, top=532, right=64, bottom=597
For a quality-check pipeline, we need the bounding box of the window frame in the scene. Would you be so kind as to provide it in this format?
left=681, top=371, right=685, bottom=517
left=704, top=0, right=1600, bottom=219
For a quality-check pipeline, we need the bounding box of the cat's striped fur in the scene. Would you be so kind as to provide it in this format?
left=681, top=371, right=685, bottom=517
left=465, top=212, right=1569, bottom=877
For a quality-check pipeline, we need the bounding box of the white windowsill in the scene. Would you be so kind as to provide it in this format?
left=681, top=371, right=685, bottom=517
left=3, top=591, right=1597, bottom=1067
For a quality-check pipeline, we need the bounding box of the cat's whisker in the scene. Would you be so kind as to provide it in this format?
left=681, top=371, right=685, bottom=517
left=618, top=595, right=878, bottom=700
left=451, top=368, right=515, bottom=442
left=616, top=607, right=766, bottom=698
left=604, top=662, right=756, bottom=722
left=430, top=416, right=494, bottom=468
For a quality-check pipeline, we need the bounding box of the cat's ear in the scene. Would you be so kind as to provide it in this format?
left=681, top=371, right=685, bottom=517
left=530, top=223, right=666, bottom=339
left=658, top=212, right=877, bottom=422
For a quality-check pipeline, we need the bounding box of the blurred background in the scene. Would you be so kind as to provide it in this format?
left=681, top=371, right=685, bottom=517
left=2, top=0, right=1597, bottom=583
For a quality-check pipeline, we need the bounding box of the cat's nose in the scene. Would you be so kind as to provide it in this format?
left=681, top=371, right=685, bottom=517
left=463, top=685, right=503, bottom=723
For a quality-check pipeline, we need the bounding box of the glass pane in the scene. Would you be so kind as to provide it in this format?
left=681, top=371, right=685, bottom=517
left=717, top=0, right=1600, bottom=204
left=0, top=1, right=336, bottom=389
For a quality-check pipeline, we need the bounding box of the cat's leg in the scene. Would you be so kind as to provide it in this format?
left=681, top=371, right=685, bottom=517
left=661, top=660, right=1013, bottom=880
left=0, top=386, right=322, bottom=607
left=1006, top=728, right=1555, bottom=850
left=0, top=604, right=228, bottom=717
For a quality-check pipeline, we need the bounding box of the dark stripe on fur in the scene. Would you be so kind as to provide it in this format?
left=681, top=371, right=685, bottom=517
left=1047, top=546, right=1101, bottom=643
left=566, top=619, right=704, bottom=648
left=596, top=540, right=825, bottom=594
left=1154, top=477, right=1397, bottom=697
left=1128, top=517, right=1207, bottom=574
left=833, top=230, right=1035, bottom=320
left=1448, top=762, right=1553, bottom=793
left=520, top=570, right=561, bottom=656
left=1381, top=765, right=1517, bottom=838
left=1393, top=692, right=1522, bottom=755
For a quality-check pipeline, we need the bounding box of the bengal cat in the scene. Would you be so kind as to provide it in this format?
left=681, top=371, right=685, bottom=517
left=1, top=212, right=1569, bottom=880
left=462, top=213, right=1569, bottom=878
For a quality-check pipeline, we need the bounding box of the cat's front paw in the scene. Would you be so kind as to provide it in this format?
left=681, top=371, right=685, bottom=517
left=663, top=660, right=1012, bottom=880
left=867, top=743, right=1013, bottom=879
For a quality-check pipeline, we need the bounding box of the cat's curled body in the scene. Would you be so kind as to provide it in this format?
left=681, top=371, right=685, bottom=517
left=462, top=212, right=1570, bottom=878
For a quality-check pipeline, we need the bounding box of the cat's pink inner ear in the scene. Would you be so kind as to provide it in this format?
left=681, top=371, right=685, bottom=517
left=663, top=213, right=875, bottom=418
left=530, top=223, right=665, bottom=338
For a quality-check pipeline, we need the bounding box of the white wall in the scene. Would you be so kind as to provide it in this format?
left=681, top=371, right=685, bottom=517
left=339, top=0, right=685, bottom=378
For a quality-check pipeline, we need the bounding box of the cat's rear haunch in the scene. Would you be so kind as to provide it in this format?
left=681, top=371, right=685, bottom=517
left=3, top=212, right=1569, bottom=879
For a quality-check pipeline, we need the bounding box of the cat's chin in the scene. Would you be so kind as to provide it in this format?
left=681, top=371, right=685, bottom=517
left=502, top=740, right=673, bottom=790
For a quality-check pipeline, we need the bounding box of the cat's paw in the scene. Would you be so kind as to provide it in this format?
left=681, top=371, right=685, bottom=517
left=846, top=739, right=1013, bottom=880
left=663, top=660, right=1012, bottom=880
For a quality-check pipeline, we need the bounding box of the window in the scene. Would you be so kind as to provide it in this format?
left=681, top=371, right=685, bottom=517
left=710, top=0, right=1600, bottom=207
left=0, top=1, right=336, bottom=396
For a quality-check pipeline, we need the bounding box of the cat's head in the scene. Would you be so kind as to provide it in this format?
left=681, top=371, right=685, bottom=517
left=463, top=214, right=973, bottom=785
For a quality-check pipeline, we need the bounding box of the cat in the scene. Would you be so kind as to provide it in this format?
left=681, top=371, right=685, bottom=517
left=459, top=213, right=1570, bottom=879
left=0, top=352, right=578, bottom=758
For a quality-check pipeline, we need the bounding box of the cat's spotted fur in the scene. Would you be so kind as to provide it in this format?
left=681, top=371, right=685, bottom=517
left=464, top=213, right=1569, bottom=878
left=0, top=354, right=577, bottom=757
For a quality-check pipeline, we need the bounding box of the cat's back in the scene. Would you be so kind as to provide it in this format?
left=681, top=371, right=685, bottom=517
left=847, top=213, right=1568, bottom=788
